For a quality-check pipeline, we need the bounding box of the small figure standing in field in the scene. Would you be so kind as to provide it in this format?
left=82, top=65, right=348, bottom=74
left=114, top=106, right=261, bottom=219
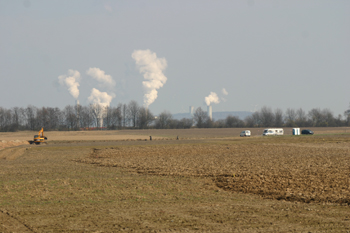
left=149, top=136, right=152, bottom=141
left=177, top=136, right=179, bottom=140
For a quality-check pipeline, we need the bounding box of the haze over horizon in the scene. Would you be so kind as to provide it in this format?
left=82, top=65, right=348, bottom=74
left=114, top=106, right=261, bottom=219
left=0, top=0, right=349, bottom=116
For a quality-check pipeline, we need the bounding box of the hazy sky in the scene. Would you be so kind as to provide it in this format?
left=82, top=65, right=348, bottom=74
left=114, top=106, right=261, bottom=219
left=1, top=0, right=349, bottom=115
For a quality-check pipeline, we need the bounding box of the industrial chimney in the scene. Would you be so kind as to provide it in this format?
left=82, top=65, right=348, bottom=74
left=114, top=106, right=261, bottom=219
left=189, top=106, right=194, bottom=117
left=75, top=100, right=80, bottom=128
left=207, top=105, right=212, bottom=121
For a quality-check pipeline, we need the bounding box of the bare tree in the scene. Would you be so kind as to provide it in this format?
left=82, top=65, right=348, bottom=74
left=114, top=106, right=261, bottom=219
left=193, top=107, right=209, bottom=128
left=37, top=107, right=51, bottom=130
left=11, top=107, right=22, bottom=131
left=127, top=100, right=139, bottom=128
left=244, top=115, right=255, bottom=127
left=180, top=118, right=193, bottom=129
left=79, top=105, right=93, bottom=129
left=274, top=108, right=284, bottom=127
left=214, top=119, right=226, bottom=128
left=104, top=106, right=113, bottom=129
left=0, top=107, right=7, bottom=131
left=36, top=107, right=62, bottom=130
left=116, top=105, right=123, bottom=129
left=56, top=107, right=65, bottom=129
left=225, top=115, right=244, bottom=128
left=260, top=106, right=275, bottom=127
left=284, top=108, right=296, bottom=127
left=74, top=103, right=82, bottom=129
left=295, top=108, right=307, bottom=127
left=116, top=103, right=123, bottom=128
left=322, top=108, right=335, bottom=127
left=137, top=107, right=154, bottom=129
left=104, top=106, right=122, bottom=129
left=24, top=105, right=37, bottom=130
left=252, top=111, right=261, bottom=127
left=345, top=107, right=350, bottom=126
left=155, top=111, right=173, bottom=129
left=121, top=103, right=128, bottom=127
left=63, top=105, right=77, bottom=130
left=110, top=105, right=122, bottom=129
left=90, top=104, right=105, bottom=128
left=308, top=108, right=323, bottom=127
left=308, top=108, right=335, bottom=127
left=335, top=114, right=344, bottom=127
left=0, top=108, right=13, bottom=131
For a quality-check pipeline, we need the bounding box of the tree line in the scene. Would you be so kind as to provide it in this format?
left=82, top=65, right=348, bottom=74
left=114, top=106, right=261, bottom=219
left=0, top=102, right=349, bottom=132
left=191, top=106, right=350, bottom=129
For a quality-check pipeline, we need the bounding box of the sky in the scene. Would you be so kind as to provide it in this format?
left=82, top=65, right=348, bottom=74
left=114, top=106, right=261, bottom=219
left=0, top=0, right=349, bottom=116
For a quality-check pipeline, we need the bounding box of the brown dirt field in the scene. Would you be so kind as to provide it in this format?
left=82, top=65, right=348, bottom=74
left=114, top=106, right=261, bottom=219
left=79, top=138, right=350, bottom=205
left=1, top=128, right=350, bottom=232
left=0, top=140, right=29, bottom=150
left=1, top=127, right=349, bottom=141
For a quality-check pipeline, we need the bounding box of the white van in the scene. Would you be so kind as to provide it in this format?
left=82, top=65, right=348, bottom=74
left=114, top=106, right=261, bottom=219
left=262, top=128, right=284, bottom=136
left=240, top=130, right=251, bottom=137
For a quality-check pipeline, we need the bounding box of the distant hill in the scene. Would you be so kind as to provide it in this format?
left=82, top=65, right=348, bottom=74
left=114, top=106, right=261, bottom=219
left=172, top=111, right=253, bottom=121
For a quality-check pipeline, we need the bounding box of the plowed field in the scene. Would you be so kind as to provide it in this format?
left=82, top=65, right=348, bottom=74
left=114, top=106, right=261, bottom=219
left=77, top=137, right=350, bottom=205
left=1, top=128, right=350, bottom=232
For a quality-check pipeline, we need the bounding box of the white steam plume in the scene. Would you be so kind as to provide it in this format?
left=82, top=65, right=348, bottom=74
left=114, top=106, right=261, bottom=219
left=58, top=69, right=81, bottom=99
left=132, top=49, right=167, bottom=107
left=86, top=67, right=115, bottom=88
left=205, top=92, right=220, bottom=106
left=221, top=88, right=228, bottom=102
left=88, top=88, right=114, bottom=108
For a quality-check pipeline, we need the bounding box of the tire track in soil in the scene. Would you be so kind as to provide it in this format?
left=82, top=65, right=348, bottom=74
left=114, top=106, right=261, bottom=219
left=0, top=209, right=35, bottom=232
left=0, top=147, right=27, bottom=160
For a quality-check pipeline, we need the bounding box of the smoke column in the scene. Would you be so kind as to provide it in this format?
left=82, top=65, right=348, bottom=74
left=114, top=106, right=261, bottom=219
left=58, top=69, right=81, bottom=99
left=88, top=88, right=114, bottom=128
left=88, top=88, right=114, bottom=107
left=205, top=92, right=220, bottom=106
left=86, top=67, right=115, bottom=88
left=132, top=49, right=168, bottom=107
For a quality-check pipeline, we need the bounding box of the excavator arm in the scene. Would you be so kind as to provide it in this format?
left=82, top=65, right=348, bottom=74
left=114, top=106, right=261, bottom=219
left=38, top=128, right=43, bottom=137
left=31, top=128, right=48, bottom=144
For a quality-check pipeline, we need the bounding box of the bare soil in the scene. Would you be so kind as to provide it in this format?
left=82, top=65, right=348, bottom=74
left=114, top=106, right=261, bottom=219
left=1, top=128, right=350, bottom=232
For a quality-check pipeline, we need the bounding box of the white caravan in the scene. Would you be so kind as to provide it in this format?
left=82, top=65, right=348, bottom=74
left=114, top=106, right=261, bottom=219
left=262, top=128, right=284, bottom=136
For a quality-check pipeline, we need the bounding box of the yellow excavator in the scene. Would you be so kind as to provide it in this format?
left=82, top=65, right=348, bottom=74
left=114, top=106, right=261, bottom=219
left=29, top=128, right=48, bottom=145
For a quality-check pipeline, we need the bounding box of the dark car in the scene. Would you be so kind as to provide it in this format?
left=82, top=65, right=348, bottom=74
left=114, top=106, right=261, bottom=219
left=301, top=129, right=314, bottom=135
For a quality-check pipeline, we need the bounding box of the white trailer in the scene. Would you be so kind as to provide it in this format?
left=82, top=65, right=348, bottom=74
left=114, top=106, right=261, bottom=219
left=262, top=128, right=284, bottom=136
